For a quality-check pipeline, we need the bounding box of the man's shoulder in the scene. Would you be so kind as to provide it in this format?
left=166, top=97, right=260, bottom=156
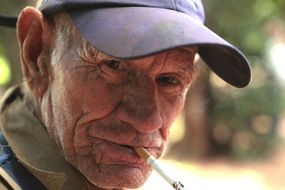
left=0, top=132, right=47, bottom=190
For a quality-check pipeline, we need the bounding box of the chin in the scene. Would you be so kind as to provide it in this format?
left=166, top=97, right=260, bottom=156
left=80, top=161, right=152, bottom=189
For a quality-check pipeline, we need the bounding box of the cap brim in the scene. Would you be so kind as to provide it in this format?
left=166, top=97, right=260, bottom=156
left=0, top=15, right=17, bottom=28
left=69, top=7, right=251, bottom=88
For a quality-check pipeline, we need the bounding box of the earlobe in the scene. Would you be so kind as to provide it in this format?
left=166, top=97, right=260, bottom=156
left=17, top=7, right=52, bottom=97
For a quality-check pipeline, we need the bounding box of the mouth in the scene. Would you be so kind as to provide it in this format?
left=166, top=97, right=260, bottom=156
left=121, top=144, right=135, bottom=151
left=120, top=144, right=159, bottom=159
left=88, top=138, right=148, bottom=166
left=119, top=144, right=139, bottom=157
left=87, top=136, right=162, bottom=168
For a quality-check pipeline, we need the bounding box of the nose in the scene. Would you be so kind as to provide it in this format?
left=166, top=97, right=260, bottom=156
left=116, top=75, right=163, bottom=133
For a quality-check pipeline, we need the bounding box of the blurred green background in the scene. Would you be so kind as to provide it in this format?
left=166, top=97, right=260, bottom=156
left=1, top=0, right=285, bottom=189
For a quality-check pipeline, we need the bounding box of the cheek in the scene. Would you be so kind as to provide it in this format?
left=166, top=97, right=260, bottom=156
left=160, top=95, right=185, bottom=140
left=54, top=68, right=122, bottom=125
left=82, top=78, right=122, bottom=118
left=46, top=70, right=88, bottom=155
left=61, top=72, right=122, bottom=159
left=47, top=67, right=116, bottom=153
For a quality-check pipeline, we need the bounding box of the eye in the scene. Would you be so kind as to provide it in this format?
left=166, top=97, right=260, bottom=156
left=156, top=74, right=180, bottom=85
left=100, top=59, right=128, bottom=84
left=105, top=59, right=123, bottom=71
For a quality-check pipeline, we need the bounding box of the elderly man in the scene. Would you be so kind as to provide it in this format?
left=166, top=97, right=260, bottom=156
left=0, top=0, right=251, bottom=189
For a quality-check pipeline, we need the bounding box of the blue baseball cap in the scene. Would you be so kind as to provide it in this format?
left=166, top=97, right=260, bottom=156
left=39, top=0, right=251, bottom=88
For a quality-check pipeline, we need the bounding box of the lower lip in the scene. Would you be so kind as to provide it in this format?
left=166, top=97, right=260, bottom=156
left=91, top=140, right=145, bottom=166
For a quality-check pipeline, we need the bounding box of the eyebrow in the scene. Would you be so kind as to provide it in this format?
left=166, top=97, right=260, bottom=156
left=77, top=39, right=113, bottom=64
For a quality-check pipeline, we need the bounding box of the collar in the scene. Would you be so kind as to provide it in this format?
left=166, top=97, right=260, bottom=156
left=0, top=86, right=86, bottom=190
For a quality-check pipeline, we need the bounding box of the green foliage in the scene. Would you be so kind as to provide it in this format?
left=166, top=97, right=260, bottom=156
left=0, top=55, right=11, bottom=85
left=204, top=0, right=285, bottom=159
left=204, top=0, right=285, bottom=57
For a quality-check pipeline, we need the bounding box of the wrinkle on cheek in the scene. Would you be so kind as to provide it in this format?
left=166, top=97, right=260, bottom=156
left=75, top=145, right=92, bottom=156
left=81, top=72, right=122, bottom=119
left=74, top=123, right=90, bottom=147
left=60, top=68, right=93, bottom=161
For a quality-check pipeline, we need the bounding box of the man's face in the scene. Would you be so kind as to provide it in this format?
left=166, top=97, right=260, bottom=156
left=41, top=32, right=196, bottom=188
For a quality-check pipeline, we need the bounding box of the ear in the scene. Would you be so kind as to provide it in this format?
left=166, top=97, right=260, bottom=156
left=17, top=7, right=53, bottom=98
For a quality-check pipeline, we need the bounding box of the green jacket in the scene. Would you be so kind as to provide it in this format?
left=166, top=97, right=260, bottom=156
left=0, top=86, right=86, bottom=190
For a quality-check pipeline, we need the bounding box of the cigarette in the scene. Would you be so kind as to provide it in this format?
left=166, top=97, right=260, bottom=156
left=134, top=147, right=184, bottom=190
